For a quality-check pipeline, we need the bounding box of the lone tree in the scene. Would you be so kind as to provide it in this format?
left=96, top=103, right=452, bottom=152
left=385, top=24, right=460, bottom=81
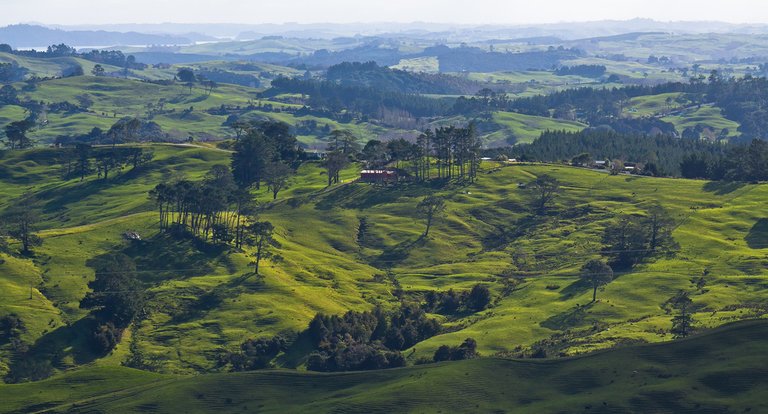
left=176, top=67, right=196, bottom=83
left=324, top=150, right=348, bottom=187
left=231, top=130, right=272, bottom=189
left=4, top=202, right=42, bottom=255
left=669, top=290, right=694, bottom=338
left=645, top=205, right=677, bottom=252
left=466, top=284, right=492, bottom=311
left=91, top=64, right=105, bottom=76
left=580, top=259, right=613, bottom=302
left=263, top=162, right=293, bottom=200
left=245, top=221, right=281, bottom=275
left=417, top=195, right=446, bottom=238
left=3, top=119, right=34, bottom=150
left=529, top=174, right=560, bottom=213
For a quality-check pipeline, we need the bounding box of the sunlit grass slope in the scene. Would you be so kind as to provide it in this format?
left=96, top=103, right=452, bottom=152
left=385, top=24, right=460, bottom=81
left=0, top=145, right=767, bottom=378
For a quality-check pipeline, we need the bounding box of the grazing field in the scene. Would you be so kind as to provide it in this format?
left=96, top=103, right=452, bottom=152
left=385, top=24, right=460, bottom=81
left=1, top=319, right=765, bottom=413
left=1, top=144, right=767, bottom=380
left=490, top=111, right=587, bottom=144
left=3, top=75, right=389, bottom=147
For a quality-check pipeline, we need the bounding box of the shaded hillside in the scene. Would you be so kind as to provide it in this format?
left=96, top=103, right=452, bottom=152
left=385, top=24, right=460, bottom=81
left=2, top=320, right=766, bottom=413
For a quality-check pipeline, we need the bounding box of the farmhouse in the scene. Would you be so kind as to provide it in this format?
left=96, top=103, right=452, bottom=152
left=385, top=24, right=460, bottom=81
left=360, top=169, right=398, bottom=184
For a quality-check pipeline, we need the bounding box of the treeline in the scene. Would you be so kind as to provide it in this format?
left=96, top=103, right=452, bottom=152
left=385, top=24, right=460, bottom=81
left=359, top=124, right=482, bottom=182
left=325, top=61, right=482, bottom=95
left=60, top=145, right=154, bottom=181
left=425, top=45, right=583, bottom=72
left=149, top=165, right=252, bottom=246
left=149, top=120, right=300, bottom=242
left=680, top=138, right=768, bottom=181
left=509, top=129, right=728, bottom=176
left=54, top=117, right=167, bottom=146
left=554, top=64, right=607, bottom=78
left=2, top=43, right=146, bottom=70
left=195, top=68, right=260, bottom=88
left=266, top=76, right=452, bottom=123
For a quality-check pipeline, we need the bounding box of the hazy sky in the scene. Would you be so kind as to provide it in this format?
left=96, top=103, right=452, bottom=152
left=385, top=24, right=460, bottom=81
left=3, top=0, right=768, bottom=26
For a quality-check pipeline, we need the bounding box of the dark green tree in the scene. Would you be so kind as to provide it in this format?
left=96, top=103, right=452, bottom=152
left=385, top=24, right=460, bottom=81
left=580, top=259, right=613, bottom=302
left=324, top=150, right=348, bottom=187
left=263, top=162, right=293, bottom=200
left=245, top=221, right=280, bottom=275
left=529, top=174, right=560, bottom=213
left=4, top=200, right=42, bottom=255
left=417, top=195, right=446, bottom=238
left=669, top=290, right=694, bottom=338
left=80, top=254, right=145, bottom=328
left=231, top=130, right=273, bottom=189
left=3, top=120, right=34, bottom=150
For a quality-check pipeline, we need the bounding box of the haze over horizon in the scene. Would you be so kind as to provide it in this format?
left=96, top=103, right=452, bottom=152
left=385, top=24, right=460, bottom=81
left=2, top=0, right=768, bottom=27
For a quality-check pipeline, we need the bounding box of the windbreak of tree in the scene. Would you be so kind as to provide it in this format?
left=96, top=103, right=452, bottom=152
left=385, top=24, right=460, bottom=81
left=425, top=45, right=584, bottom=72
left=149, top=165, right=253, bottom=247
left=680, top=138, right=768, bottom=181
left=510, top=129, right=728, bottom=176
left=54, top=118, right=167, bottom=147
left=266, top=76, right=453, bottom=122
left=358, top=125, right=482, bottom=183
left=3, top=43, right=146, bottom=70
left=59, top=144, right=154, bottom=181
left=195, top=68, right=260, bottom=88
left=554, top=65, right=607, bottom=78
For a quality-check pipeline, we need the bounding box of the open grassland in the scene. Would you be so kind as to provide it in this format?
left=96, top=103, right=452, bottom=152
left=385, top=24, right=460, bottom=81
left=490, top=111, right=587, bottom=144
left=662, top=105, right=741, bottom=138
left=0, top=144, right=767, bottom=379
left=1, top=319, right=766, bottom=413
left=5, top=75, right=388, bottom=146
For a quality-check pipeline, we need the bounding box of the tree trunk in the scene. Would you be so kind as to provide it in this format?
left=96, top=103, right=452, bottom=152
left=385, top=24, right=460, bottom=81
left=592, top=284, right=597, bottom=302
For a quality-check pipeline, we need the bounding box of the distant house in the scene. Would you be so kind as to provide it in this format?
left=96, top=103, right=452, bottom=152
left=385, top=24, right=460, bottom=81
left=360, top=169, right=398, bottom=185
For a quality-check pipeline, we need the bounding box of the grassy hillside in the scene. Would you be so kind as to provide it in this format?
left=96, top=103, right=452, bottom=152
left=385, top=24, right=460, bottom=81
left=1, top=144, right=767, bottom=380
left=490, top=111, right=587, bottom=144
left=3, top=75, right=390, bottom=146
left=2, top=319, right=766, bottom=413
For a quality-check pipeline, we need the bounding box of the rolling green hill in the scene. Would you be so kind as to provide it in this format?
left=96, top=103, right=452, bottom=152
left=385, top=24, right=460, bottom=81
left=1, top=144, right=767, bottom=381
left=490, top=111, right=587, bottom=144
left=3, top=75, right=391, bottom=147
left=1, top=319, right=766, bottom=413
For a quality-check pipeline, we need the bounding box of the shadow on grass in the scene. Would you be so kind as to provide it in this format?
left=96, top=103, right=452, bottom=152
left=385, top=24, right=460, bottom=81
left=559, top=278, right=593, bottom=301
left=106, top=233, right=228, bottom=283
left=481, top=214, right=544, bottom=251
left=30, top=167, right=152, bottom=216
left=702, top=180, right=746, bottom=195
left=7, top=317, right=102, bottom=382
left=540, top=302, right=595, bottom=331
left=746, top=218, right=768, bottom=249
left=372, top=235, right=426, bottom=268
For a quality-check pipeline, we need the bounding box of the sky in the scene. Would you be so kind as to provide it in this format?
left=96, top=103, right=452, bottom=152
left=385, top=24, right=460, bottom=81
left=2, top=0, right=768, bottom=26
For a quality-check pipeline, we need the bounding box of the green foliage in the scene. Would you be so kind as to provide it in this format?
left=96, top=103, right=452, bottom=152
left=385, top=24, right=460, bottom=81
left=433, top=338, right=479, bottom=362
left=580, top=259, right=613, bottom=302
left=80, top=254, right=144, bottom=329
left=306, top=305, right=440, bottom=371
left=229, top=335, right=287, bottom=371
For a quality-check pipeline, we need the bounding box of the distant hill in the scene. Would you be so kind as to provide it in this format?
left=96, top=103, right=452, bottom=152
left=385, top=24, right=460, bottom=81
left=0, top=24, right=198, bottom=48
